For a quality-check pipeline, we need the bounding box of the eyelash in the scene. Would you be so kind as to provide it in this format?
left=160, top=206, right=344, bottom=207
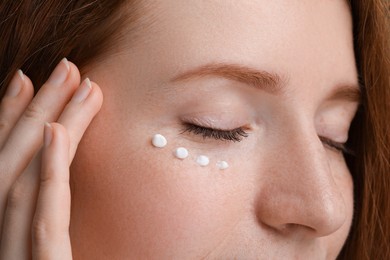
left=181, top=123, right=249, bottom=142
left=319, top=136, right=354, bottom=156
left=182, top=123, right=355, bottom=155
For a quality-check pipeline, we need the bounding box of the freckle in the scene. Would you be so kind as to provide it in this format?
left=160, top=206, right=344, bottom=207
left=216, top=161, right=229, bottom=170
left=196, top=155, right=210, bottom=166
left=174, top=147, right=189, bottom=159
left=152, top=134, right=167, bottom=148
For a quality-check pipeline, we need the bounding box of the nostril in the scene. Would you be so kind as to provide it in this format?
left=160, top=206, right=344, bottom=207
left=271, top=223, right=317, bottom=238
left=285, top=223, right=315, bottom=232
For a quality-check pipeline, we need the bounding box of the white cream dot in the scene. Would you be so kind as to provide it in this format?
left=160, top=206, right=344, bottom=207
left=196, top=155, right=210, bottom=166
left=174, top=147, right=189, bottom=159
left=216, top=161, right=229, bottom=170
left=152, top=134, right=167, bottom=148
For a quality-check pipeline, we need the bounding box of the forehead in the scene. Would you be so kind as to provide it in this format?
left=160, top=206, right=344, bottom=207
left=128, top=0, right=357, bottom=94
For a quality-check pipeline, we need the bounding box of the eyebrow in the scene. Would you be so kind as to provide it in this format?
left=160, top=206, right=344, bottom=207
left=171, top=62, right=286, bottom=94
left=170, top=62, right=361, bottom=103
left=328, top=83, right=362, bottom=103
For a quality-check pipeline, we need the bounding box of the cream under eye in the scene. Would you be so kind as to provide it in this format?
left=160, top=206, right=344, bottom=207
left=181, top=122, right=249, bottom=142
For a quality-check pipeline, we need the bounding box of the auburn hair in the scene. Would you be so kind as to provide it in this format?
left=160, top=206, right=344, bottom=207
left=339, top=1, right=390, bottom=259
left=0, top=1, right=389, bottom=259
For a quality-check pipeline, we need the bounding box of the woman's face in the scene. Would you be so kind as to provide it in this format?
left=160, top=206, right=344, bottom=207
left=70, top=0, right=360, bottom=258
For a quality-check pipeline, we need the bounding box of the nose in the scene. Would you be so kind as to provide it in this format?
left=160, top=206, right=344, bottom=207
left=254, top=129, right=348, bottom=238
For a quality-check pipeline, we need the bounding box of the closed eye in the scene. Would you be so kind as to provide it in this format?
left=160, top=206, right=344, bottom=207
left=319, top=136, right=355, bottom=156
left=180, top=123, right=355, bottom=156
left=181, top=123, right=249, bottom=142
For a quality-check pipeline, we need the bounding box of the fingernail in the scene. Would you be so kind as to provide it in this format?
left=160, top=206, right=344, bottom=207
left=44, top=122, right=53, bottom=147
left=72, top=78, right=92, bottom=103
left=47, top=58, right=70, bottom=85
left=5, top=69, right=24, bottom=97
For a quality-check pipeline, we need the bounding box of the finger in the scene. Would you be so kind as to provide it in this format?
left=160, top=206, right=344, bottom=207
left=0, top=58, right=80, bottom=178
left=0, top=59, right=79, bottom=242
left=0, top=70, right=34, bottom=147
left=0, top=79, right=102, bottom=256
left=32, top=123, right=72, bottom=260
left=57, top=78, right=103, bottom=162
left=0, top=154, right=41, bottom=259
left=0, top=70, right=34, bottom=244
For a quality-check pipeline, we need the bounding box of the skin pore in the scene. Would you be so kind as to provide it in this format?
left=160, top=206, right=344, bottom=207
left=69, top=0, right=359, bottom=259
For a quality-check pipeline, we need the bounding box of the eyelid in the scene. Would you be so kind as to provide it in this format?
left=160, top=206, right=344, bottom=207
left=180, top=120, right=355, bottom=155
left=319, top=136, right=355, bottom=156
left=181, top=122, right=249, bottom=142
left=180, top=114, right=249, bottom=131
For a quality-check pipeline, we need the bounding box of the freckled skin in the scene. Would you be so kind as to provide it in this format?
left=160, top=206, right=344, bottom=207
left=69, top=0, right=358, bottom=259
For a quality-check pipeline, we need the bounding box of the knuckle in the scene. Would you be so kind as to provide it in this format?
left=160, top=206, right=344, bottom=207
left=23, top=100, right=45, bottom=122
left=41, top=160, right=62, bottom=184
left=40, top=167, right=56, bottom=184
left=0, top=119, right=8, bottom=132
left=0, top=100, right=13, bottom=130
left=32, top=217, right=51, bottom=243
left=41, top=168, right=69, bottom=187
left=32, top=217, right=68, bottom=244
left=7, top=181, right=26, bottom=210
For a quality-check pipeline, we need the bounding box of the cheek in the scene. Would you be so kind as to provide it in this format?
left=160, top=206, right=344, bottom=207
left=69, top=121, right=247, bottom=258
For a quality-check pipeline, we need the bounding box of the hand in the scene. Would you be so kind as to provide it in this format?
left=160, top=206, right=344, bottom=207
left=0, top=59, right=103, bottom=259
